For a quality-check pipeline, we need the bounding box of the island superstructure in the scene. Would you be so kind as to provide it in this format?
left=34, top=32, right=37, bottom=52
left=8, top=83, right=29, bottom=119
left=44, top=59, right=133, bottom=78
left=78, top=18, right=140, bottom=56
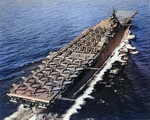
left=7, top=10, right=137, bottom=109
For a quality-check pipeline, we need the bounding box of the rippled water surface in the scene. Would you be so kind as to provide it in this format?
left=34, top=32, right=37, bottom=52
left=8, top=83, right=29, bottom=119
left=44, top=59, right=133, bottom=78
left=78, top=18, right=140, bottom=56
left=0, top=0, right=150, bottom=119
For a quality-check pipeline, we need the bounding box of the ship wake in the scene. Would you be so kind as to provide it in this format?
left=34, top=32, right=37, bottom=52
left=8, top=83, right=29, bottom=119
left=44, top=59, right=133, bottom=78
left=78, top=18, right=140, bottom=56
left=4, top=104, right=34, bottom=120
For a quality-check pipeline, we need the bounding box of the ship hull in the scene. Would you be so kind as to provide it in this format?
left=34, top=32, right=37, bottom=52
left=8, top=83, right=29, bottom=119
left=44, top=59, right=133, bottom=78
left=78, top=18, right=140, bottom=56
left=7, top=10, right=137, bottom=109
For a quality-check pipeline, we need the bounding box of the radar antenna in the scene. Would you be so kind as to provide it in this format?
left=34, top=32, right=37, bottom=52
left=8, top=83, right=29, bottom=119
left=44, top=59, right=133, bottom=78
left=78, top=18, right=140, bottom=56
left=112, top=8, right=116, bottom=19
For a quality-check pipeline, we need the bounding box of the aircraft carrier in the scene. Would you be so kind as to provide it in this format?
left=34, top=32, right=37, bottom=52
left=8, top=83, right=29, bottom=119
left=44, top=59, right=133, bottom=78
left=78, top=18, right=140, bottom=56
left=7, top=10, right=137, bottom=109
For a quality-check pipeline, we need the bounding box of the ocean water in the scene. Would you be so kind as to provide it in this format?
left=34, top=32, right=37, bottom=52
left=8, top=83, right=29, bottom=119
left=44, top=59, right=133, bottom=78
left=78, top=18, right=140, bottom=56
left=0, top=0, right=150, bottom=120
